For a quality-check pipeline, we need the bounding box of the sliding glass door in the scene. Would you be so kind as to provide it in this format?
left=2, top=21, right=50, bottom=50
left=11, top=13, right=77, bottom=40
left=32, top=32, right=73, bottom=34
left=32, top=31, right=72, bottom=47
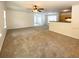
left=34, top=13, right=45, bottom=26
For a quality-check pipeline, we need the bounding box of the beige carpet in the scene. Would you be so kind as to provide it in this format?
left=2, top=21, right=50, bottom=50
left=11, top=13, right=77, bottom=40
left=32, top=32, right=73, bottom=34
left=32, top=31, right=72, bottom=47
left=0, top=26, right=79, bottom=58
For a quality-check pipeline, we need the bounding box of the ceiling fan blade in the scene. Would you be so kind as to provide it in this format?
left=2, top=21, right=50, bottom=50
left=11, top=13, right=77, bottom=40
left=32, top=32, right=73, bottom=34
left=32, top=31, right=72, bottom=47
left=37, top=9, right=42, bottom=12
left=38, top=10, right=42, bottom=12
left=38, top=8, right=44, bottom=10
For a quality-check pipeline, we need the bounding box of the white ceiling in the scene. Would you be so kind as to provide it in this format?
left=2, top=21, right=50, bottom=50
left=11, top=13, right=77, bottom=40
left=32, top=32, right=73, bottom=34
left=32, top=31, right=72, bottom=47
left=6, top=1, right=79, bottom=12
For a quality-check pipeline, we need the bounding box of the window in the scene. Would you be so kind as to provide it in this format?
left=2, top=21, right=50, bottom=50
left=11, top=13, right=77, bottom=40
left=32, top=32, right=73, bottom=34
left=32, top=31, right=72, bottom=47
left=4, top=10, right=7, bottom=28
left=47, top=14, right=58, bottom=23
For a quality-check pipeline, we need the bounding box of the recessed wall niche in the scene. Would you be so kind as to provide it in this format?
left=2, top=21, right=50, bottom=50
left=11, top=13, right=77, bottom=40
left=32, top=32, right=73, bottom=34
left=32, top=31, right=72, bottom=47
left=59, top=8, right=72, bottom=23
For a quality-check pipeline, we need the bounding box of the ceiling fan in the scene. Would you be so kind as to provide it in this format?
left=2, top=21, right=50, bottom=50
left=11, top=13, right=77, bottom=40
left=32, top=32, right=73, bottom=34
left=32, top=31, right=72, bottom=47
left=32, top=5, right=44, bottom=12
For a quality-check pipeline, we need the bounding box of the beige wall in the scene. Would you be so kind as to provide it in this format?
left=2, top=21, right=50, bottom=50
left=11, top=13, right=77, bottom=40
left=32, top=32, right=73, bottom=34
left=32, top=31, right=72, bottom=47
left=6, top=9, right=34, bottom=29
left=0, top=2, right=7, bottom=51
left=49, top=22, right=79, bottom=39
left=49, top=5, right=79, bottom=39
left=72, top=5, right=79, bottom=27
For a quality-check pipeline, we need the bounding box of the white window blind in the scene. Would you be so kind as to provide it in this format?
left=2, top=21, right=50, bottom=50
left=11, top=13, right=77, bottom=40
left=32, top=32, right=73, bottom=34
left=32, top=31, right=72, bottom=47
left=48, top=15, right=58, bottom=23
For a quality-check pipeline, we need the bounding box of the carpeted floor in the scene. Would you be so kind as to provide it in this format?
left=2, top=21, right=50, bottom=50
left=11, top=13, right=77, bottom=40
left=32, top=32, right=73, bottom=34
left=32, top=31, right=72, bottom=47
left=0, top=26, right=79, bottom=58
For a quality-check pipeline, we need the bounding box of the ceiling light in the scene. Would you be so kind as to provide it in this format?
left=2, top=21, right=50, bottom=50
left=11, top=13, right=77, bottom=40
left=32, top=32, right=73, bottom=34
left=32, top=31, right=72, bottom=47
left=66, top=19, right=71, bottom=21
left=63, top=9, right=70, bottom=12
left=32, top=10, right=38, bottom=12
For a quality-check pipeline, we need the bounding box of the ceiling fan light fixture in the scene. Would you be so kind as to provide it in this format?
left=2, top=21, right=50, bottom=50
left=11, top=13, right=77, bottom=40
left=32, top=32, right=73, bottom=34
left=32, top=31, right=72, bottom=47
left=32, top=5, right=44, bottom=13
left=32, top=9, right=38, bottom=12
